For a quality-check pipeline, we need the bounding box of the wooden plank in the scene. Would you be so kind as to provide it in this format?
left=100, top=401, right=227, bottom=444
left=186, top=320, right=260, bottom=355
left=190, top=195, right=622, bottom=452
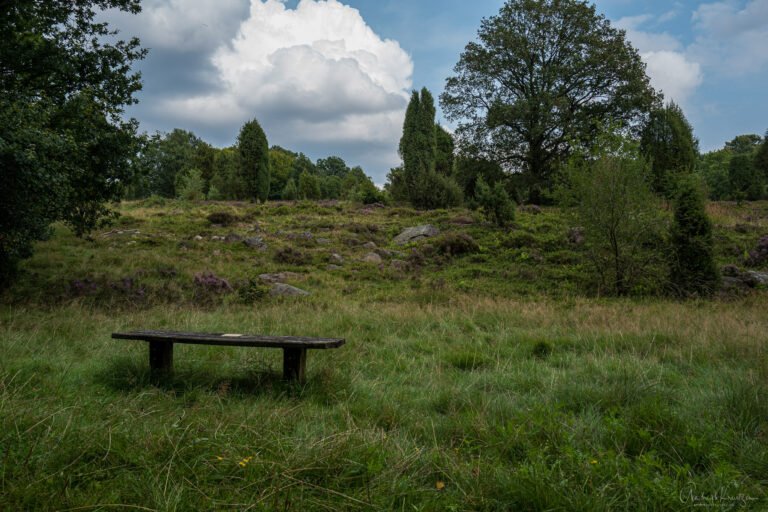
left=282, top=348, right=307, bottom=383
left=112, top=330, right=345, bottom=349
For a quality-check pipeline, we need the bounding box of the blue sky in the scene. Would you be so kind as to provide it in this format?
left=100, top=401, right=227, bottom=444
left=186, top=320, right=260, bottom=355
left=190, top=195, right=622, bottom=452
left=105, top=0, right=768, bottom=184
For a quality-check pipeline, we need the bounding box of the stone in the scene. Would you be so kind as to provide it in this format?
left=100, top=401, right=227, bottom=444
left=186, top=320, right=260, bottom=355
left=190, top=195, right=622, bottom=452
left=224, top=233, right=243, bottom=243
left=390, top=259, right=410, bottom=271
left=330, top=253, right=344, bottom=264
left=362, top=241, right=378, bottom=249
left=745, top=270, right=768, bottom=286
left=269, top=283, right=310, bottom=297
left=567, top=227, right=585, bottom=245
left=211, top=235, right=224, bottom=241
left=243, top=237, right=268, bottom=250
left=259, top=272, right=302, bottom=284
left=362, top=252, right=383, bottom=264
left=193, top=235, right=204, bottom=241
left=394, top=225, right=439, bottom=245
left=720, top=265, right=768, bottom=289
left=746, top=236, right=768, bottom=266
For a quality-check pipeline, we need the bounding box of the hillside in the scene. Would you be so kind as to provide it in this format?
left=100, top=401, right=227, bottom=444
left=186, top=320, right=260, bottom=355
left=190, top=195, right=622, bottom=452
left=1, top=199, right=767, bottom=510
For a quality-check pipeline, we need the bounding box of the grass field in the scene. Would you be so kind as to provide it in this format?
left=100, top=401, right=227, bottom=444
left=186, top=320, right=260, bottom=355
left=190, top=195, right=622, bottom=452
left=1, top=199, right=766, bottom=510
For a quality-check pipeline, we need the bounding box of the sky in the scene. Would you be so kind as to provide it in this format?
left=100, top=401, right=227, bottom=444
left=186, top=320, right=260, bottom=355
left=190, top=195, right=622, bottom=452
left=103, top=0, right=768, bottom=184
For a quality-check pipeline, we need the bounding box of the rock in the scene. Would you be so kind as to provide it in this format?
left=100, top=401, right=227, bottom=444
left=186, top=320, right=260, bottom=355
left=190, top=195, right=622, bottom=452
left=269, top=283, right=310, bottom=297
left=317, top=238, right=331, bottom=245
left=362, top=252, right=383, bottom=264
left=194, top=235, right=204, bottom=241
left=567, top=227, right=585, bottom=245
left=520, top=204, right=542, bottom=215
left=362, top=241, right=378, bottom=249
left=259, top=272, right=302, bottom=284
left=211, top=235, right=224, bottom=241
left=450, top=215, right=475, bottom=225
left=394, top=225, right=440, bottom=245
left=213, top=250, right=221, bottom=257
left=243, top=237, right=268, bottom=250
left=329, top=253, right=344, bottom=264
left=746, top=270, right=768, bottom=285
left=286, top=231, right=313, bottom=241
left=224, top=233, right=243, bottom=243
left=390, top=259, right=410, bottom=272
left=326, top=264, right=343, bottom=271
left=746, top=236, right=768, bottom=266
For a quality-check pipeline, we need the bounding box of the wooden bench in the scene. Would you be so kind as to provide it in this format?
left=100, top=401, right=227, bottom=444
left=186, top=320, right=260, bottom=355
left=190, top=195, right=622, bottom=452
left=112, top=330, right=345, bottom=383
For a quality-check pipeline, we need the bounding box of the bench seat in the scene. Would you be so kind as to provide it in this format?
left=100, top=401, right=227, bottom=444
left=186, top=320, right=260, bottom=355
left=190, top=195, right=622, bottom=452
left=112, top=330, right=345, bottom=383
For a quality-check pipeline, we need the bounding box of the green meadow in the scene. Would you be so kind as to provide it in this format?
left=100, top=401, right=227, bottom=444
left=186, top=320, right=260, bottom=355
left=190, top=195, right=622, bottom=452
left=1, top=199, right=767, bottom=511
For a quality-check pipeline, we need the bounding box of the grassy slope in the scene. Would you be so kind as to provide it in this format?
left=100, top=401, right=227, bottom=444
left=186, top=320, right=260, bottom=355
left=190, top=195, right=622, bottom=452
left=1, top=199, right=766, bottom=511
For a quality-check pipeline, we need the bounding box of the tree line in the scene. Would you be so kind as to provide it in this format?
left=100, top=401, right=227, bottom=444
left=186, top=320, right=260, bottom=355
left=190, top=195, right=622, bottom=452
left=124, top=124, right=383, bottom=204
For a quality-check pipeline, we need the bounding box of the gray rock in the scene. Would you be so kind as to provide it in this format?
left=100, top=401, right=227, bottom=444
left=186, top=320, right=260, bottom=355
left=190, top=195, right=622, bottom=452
left=567, top=227, right=585, bottom=245
left=362, top=252, right=383, bottom=264
left=362, top=241, right=378, bottom=249
left=211, top=235, right=224, bottom=241
left=329, top=253, right=344, bottom=264
left=390, top=259, right=410, bottom=271
left=224, top=233, right=243, bottom=243
left=394, top=225, right=440, bottom=245
left=259, top=272, right=302, bottom=284
left=243, top=237, right=268, bottom=250
left=269, top=283, right=310, bottom=297
left=193, top=235, right=204, bottom=241
left=745, top=270, right=768, bottom=285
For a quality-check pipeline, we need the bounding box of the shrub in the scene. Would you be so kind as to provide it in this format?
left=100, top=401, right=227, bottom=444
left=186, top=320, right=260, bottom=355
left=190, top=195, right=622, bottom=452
left=177, top=168, right=204, bottom=201
left=429, top=232, right=479, bottom=257
left=668, top=177, right=719, bottom=296
left=206, top=211, right=238, bottom=226
left=193, top=272, right=233, bottom=304
left=282, top=178, right=298, bottom=200
left=475, top=177, right=515, bottom=227
left=274, top=247, right=309, bottom=265
left=237, top=278, right=269, bottom=304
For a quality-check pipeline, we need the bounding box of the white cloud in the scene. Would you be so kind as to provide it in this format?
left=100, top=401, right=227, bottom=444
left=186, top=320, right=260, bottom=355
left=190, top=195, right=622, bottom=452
left=105, top=0, right=248, bottom=52
left=162, top=0, right=413, bottom=174
left=616, top=15, right=703, bottom=105
left=689, top=0, right=768, bottom=74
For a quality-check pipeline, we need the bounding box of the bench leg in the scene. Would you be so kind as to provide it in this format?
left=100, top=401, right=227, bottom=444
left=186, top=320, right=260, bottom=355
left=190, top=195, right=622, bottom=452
left=149, top=340, right=173, bottom=378
left=282, top=348, right=306, bottom=383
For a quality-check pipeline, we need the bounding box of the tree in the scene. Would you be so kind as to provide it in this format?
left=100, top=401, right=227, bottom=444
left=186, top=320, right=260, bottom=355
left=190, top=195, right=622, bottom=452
left=210, top=147, right=245, bottom=200
left=475, top=177, right=516, bottom=227
left=397, top=88, right=463, bottom=209
left=755, top=130, right=768, bottom=181
left=147, top=129, right=201, bottom=198
left=196, top=141, right=216, bottom=198
left=435, top=125, right=455, bottom=175
left=1, top=0, right=145, bottom=286
left=669, top=177, right=719, bottom=297
left=268, top=146, right=296, bottom=199
left=640, top=102, right=698, bottom=197
left=282, top=178, right=298, bottom=200
left=298, top=171, right=321, bottom=200
left=441, top=0, right=658, bottom=197
left=453, top=155, right=506, bottom=202
left=238, top=119, right=270, bottom=202
left=729, top=154, right=762, bottom=201
left=558, top=130, right=664, bottom=296
left=316, top=156, right=349, bottom=178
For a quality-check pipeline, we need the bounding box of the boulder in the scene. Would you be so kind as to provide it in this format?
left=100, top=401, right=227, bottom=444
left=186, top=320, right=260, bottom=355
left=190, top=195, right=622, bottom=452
left=259, top=272, right=302, bottom=284
left=243, top=237, right=268, bottom=250
left=329, top=253, right=344, bottom=264
left=746, top=235, right=768, bottom=266
left=567, top=227, right=585, bottom=246
left=394, top=225, right=439, bottom=245
left=362, top=241, right=378, bottom=250
left=362, top=252, right=383, bottom=264
left=720, top=265, right=768, bottom=289
left=269, top=283, right=310, bottom=297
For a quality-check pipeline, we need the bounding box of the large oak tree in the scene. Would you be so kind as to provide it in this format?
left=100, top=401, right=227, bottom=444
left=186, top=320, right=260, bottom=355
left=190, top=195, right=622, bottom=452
left=441, top=0, right=659, bottom=198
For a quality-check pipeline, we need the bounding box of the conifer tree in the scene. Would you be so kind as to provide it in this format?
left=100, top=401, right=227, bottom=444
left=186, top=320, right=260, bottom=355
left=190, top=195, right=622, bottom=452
left=669, top=177, right=719, bottom=297
left=238, top=119, right=270, bottom=202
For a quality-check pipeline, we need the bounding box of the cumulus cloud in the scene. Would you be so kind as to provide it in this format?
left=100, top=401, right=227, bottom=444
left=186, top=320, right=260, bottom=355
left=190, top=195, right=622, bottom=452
left=162, top=0, right=413, bottom=177
left=689, top=0, right=768, bottom=74
left=616, top=15, right=702, bottom=105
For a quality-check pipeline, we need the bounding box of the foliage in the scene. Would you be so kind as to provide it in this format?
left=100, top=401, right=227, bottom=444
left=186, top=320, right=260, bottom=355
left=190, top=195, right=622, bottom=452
left=384, top=166, right=409, bottom=203
left=237, top=119, right=270, bottom=202
left=316, top=156, right=349, bottom=177
left=298, top=171, right=321, bottom=200
left=668, top=177, right=719, bottom=297
left=453, top=155, right=506, bottom=203
left=177, top=168, right=205, bottom=201
left=559, top=131, right=664, bottom=296
left=268, top=146, right=297, bottom=199
left=210, top=147, right=246, bottom=200
left=282, top=178, right=298, bottom=200
left=435, top=125, right=455, bottom=175
left=196, top=141, right=216, bottom=198
left=640, top=102, right=698, bottom=197
left=475, top=177, right=516, bottom=227
left=0, top=0, right=145, bottom=287
left=696, top=148, right=733, bottom=200
left=755, top=130, right=768, bottom=180
left=441, top=0, right=658, bottom=198
left=398, top=88, right=463, bottom=209
left=729, top=153, right=763, bottom=201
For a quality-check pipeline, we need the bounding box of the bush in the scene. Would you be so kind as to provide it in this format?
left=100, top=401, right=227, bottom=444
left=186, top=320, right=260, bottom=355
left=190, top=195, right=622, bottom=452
left=429, top=232, right=479, bottom=257
left=475, top=177, right=515, bottom=227
left=668, top=177, right=720, bottom=296
left=206, top=211, right=238, bottom=226
left=274, top=247, right=309, bottom=265
left=177, top=168, right=204, bottom=201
